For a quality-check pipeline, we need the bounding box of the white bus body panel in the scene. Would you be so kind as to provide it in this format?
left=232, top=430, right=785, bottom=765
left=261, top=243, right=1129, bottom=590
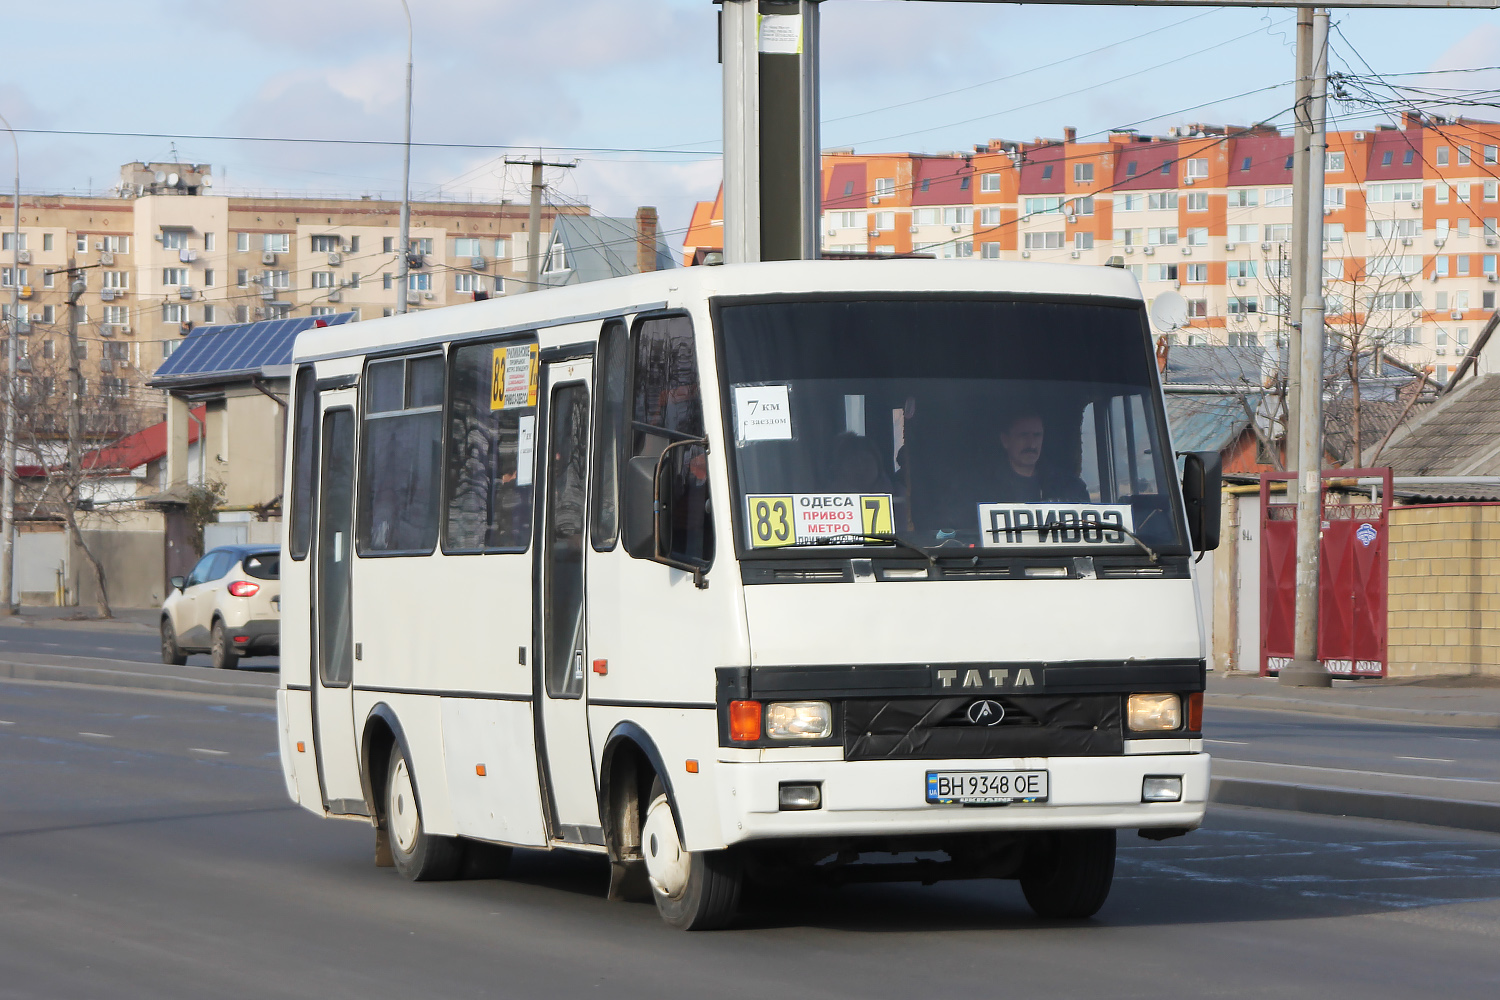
left=440, top=699, right=548, bottom=846
left=350, top=689, right=457, bottom=834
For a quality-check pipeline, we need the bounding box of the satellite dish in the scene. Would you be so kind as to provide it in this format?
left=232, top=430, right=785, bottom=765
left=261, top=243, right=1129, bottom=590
left=1150, top=291, right=1188, bottom=333
left=154, top=171, right=166, bottom=183
left=167, top=172, right=179, bottom=187
left=200, top=174, right=213, bottom=188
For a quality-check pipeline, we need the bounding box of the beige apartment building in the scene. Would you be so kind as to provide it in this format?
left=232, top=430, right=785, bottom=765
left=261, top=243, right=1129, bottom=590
left=1, top=161, right=580, bottom=424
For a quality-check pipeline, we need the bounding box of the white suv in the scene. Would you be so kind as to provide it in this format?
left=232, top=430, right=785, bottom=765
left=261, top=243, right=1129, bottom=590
left=161, top=545, right=281, bottom=669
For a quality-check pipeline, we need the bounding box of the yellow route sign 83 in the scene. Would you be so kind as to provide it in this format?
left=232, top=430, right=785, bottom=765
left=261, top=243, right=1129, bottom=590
left=491, top=343, right=538, bottom=410
left=747, top=492, right=893, bottom=548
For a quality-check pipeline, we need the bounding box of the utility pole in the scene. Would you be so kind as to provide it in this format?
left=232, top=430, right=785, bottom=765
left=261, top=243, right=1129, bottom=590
left=66, top=263, right=82, bottom=501
left=1, top=112, right=19, bottom=614
left=505, top=157, right=575, bottom=293
left=397, top=0, right=413, bottom=314
left=1282, top=9, right=1333, bottom=689
left=1286, top=8, right=1314, bottom=461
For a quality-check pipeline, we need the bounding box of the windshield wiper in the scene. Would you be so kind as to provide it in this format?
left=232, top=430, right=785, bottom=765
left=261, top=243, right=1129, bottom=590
left=997, top=522, right=1160, bottom=564
left=806, top=532, right=939, bottom=567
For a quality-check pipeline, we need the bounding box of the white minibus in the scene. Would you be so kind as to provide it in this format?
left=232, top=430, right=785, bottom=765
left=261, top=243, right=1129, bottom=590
left=276, top=260, right=1219, bottom=930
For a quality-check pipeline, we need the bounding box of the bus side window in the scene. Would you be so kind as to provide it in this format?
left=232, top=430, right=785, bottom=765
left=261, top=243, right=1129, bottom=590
left=442, top=338, right=537, bottom=553
left=590, top=320, right=629, bottom=551
left=288, top=366, right=318, bottom=560
left=357, top=354, right=445, bottom=555
left=624, top=315, right=713, bottom=566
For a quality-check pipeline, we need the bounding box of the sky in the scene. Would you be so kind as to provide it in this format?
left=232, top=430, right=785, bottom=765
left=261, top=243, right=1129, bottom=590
left=7, top=1, right=1500, bottom=249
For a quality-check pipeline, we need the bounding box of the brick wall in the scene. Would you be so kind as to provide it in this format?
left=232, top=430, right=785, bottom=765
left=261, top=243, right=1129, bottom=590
left=1387, top=504, right=1500, bottom=678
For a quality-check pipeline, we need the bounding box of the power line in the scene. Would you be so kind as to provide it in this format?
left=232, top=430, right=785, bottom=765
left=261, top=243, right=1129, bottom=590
left=7, top=128, right=722, bottom=157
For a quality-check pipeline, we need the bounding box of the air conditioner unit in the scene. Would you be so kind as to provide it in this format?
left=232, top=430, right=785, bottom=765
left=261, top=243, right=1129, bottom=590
left=1225, top=242, right=1236, bottom=251
left=327, top=290, right=342, bottom=303
left=1261, top=242, right=1272, bottom=251
left=826, top=229, right=837, bottom=237
left=1354, top=131, right=1366, bottom=141
left=94, top=242, right=105, bottom=251
left=1489, top=237, right=1499, bottom=247
left=16, top=358, right=30, bottom=372
left=1488, top=274, right=1498, bottom=283
left=15, top=250, right=30, bottom=264
left=1436, top=237, right=1447, bottom=247
left=1411, top=201, right=1423, bottom=211
left=118, top=325, right=130, bottom=335
left=179, top=249, right=198, bottom=263
left=1412, top=308, right=1423, bottom=317
left=1124, top=246, right=1134, bottom=255
left=98, top=359, right=113, bottom=372
left=868, top=230, right=879, bottom=238
left=869, top=196, right=881, bottom=205
left=99, top=251, right=114, bottom=265
left=1184, top=177, right=1195, bottom=186
left=1401, top=237, right=1413, bottom=246
left=260, top=289, right=275, bottom=300
left=908, top=226, right=920, bottom=234
left=261, top=251, right=277, bottom=265
left=341, top=243, right=353, bottom=254
left=406, top=291, right=421, bottom=305
left=178, top=286, right=193, bottom=300
left=1259, top=315, right=1268, bottom=323
left=100, top=288, right=116, bottom=301
left=950, top=225, right=962, bottom=233
left=1437, top=348, right=1447, bottom=356
left=469, top=256, right=486, bottom=269
left=254, top=308, right=265, bottom=318
left=423, top=291, right=435, bottom=300
left=1021, top=250, right=1031, bottom=259
left=1070, top=250, right=1080, bottom=259
left=1143, top=246, right=1155, bottom=255
left=1181, top=246, right=1192, bottom=255
left=1452, top=310, right=1463, bottom=320
left=1066, top=215, right=1077, bottom=224
left=327, top=252, right=342, bottom=266
left=1236, top=278, right=1247, bottom=287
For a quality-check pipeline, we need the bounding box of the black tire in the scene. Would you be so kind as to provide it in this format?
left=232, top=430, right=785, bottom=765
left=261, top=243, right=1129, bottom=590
left=459, top=839, right=513, bottom=880
left=642, top=777, right=741, bottom=930
left=160, top=618, right=187, bottom=665
left=385, top=744, right=465, bottom=881
left=1020, top=829, right=1116, bottom=920
left=209, top=619, right=239, bottom=670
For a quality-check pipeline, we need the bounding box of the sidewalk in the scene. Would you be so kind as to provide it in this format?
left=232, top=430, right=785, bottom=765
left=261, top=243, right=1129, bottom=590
left=1206, top=670, right=1500, bottom=728
left=0, top=606, right=158, bottom=630
left=0, top=651, right=277, bottom=701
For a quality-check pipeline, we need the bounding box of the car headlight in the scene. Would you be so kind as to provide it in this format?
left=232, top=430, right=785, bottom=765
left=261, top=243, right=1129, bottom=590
left=765, top=701, right=832, bottom=740
left=1127, top=693, right=1182, bottom=732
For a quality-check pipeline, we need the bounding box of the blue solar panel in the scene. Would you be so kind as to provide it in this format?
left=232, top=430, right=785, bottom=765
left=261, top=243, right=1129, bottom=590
left=152, top=313, right=354, bottom=383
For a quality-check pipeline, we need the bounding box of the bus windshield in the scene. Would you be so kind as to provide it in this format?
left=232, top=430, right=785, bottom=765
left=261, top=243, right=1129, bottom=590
left=717, top=296, right=1186, bottom=557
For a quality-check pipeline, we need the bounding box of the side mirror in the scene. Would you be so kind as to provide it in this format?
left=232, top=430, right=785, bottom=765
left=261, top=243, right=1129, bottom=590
left=1180, top=450, right=1222, bottom=552
left=622, top=455, right=658, bottom=559
left=169, top=576, right=186, bottom=591
left=620, top=440, right=713, bottom=586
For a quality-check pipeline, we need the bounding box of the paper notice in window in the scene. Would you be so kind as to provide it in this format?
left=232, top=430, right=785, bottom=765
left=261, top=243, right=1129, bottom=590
left=491, top=343, right=538, bottom=410
left=758, top=14, right=802, bottom=55
left=517, top=415, right=536, bottom=487
left=733, top=384, right=792, bottom=442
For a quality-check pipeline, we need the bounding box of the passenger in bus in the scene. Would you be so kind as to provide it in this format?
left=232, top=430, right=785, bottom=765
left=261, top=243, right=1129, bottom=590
left=829, top=432, right=893, bottom=496
left=992, top=411, right=1089, bottom=504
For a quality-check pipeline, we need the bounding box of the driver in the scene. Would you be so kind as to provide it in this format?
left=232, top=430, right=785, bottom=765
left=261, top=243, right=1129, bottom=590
left=993, top=411, right=1089, bottom=503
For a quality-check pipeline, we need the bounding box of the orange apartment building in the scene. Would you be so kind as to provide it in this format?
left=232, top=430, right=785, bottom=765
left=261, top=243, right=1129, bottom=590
left=683, top=111, right=1500, bottom=384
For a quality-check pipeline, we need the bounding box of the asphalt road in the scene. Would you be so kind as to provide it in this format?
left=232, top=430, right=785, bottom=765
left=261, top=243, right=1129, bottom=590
left=3, top=681, right=1500, bottom=999
left=1206, top=706, right=1500, bottom=784
left=0, top=619, right=279, bottom=671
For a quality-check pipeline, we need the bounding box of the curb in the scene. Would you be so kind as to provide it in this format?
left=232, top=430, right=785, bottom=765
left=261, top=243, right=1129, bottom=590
left=1205, top=692, right=1500, bottom=729
left=1210, top=775, right=1500, bottom=836
left=0, top=658, right=277, bottom=701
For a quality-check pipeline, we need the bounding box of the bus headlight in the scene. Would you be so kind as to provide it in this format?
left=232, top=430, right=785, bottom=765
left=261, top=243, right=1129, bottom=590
left=765, top=701, right=832, bottom=740
left=1127, top=693, right=1182, bottom=732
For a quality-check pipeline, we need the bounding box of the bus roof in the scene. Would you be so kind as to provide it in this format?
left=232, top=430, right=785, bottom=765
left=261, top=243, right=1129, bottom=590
left=291, top=260, right=1144, bottom=364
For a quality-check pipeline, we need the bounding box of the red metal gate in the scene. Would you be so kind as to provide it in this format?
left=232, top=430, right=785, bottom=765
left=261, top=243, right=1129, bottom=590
left=1260, top=468, right=1392, bottom=678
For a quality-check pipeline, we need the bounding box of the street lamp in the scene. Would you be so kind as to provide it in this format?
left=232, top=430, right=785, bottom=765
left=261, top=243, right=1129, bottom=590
left=0, top=111, right=19, bottom=616
left=397, top=0, right=413, bottom=315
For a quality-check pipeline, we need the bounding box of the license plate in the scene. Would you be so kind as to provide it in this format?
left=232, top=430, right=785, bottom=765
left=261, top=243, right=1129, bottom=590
left=926, top=770, right=1049, bottom=805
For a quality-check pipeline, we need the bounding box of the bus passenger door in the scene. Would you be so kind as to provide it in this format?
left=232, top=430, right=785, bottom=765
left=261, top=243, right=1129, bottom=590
left=311, top=398, right=364, bottom=812
left=535, top=359, right=603, bottom=843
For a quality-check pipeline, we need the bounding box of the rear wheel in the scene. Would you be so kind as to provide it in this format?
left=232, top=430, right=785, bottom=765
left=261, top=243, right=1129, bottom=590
left=160, top=618, right=187, bottom=665
left=386, top=744, right=464, bottom=881
left=209, top=619, right=239, bottom=670
left=1020, top=829, right=1116, bottom=920
left=643, top=778, right=741, bottom=930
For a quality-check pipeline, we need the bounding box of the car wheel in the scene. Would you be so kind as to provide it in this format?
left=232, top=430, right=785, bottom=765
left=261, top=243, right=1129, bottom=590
left=210, top=619, right=239, bottom=670
left=386, top=744, right=464, bottom=881
left=1020, top=829, right=1116, bottom=920
left=160, top=618, right=187, bottom=665
left=643, top=777, right=741, bottom=930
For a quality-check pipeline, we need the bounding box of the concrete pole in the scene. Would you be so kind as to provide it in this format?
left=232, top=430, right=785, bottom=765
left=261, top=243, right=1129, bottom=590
left=1282, top=9, right=1333, bottom=688
left=397, top=0, right=413, bottom=314
left=1, top=113, right=18, bottom=613
left=526, top=160, right=543, bottom=292
left=1286, top=9, right=1314, bottom=460
left=721, top=0, right=761, bottom=264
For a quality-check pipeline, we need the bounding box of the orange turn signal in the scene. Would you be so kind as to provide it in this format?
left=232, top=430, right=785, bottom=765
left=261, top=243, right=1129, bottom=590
left=1187, top=692, right=1203, bottom=732
left=728, top=700, right=762, bottom=742
left=685, top=759, right=699, bottom=773
left=475, top=764, right=487, bottom=777
left=296, top=741, right=305, bottom=753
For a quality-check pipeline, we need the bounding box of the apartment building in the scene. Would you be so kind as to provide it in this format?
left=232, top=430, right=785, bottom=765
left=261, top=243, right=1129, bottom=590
left=0, top=161, right=581, bottom=422
left=683, top=112, right=1500, bottom=383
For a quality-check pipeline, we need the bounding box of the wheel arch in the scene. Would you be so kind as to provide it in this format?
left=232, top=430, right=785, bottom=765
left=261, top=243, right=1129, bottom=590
left=599, top=722, right=683, bottom=858
left=360, top=703, right=417, bottom=828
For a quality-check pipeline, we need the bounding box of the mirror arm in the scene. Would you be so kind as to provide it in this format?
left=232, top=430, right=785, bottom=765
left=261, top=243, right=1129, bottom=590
left=652, top=436, right=712, bottom=589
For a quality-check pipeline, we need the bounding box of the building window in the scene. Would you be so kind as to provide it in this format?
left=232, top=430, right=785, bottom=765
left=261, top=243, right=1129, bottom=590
left=203, top=304, right=216, bottom=324
left=162, top=303, right=187, bottom=323
left=1, top=233, right=26, bottom=251
left=1148, top=192, right=1177, bottom=211
left=407, top=273, right=430, bottom=291
left=311, top=235, right=341, bottom=253
left=1437, top=146, right=1450, bottom=166
left=104, top=305, right=129, bottom=326
left=76, top=233, right=88, bottom=252
left=1265, top=224, right=1294, bottom=243
left=265, top=270, right=290, bottom=289
left=1227, top=296, right=1259, bottom=315
left=1074, top=163, right=1093, bottom=184
left=1187, top=228, right=1208, bottom=246
left=1227, top=224, right=1259, bottom=243
left=383, top=272, right=393, bottom=289
left=1186, top=299, right=1208, bottom=318
left=981, top=242, right=1001, bottom=259
left=1074, top=233, right=1093, bottom=250
left=913, top=208, right=939, bottom=226
left=263, top=233, right=290, bottom=253
left=979, top=207, right=1001, bottom=227
left=1185, top=263, right=1208, bottom=283
left=237, top=269, right=249, bottom=287
left=236, top=305, right=250, bottom=323
left=1115, top=193, right=1142, bottom=212
left=454, top=273, right=484, bottom=293
left=1186, top=191, right=1208, bottom=212
left=1226, top=260, right=1257, bottom=279
left=454, top=237, right=484, bottom=257
left=1147, top=264, right=1178, bottom=282
left=872, top=211, right=894, bottom=231
left=1023, top=232, right=1065, bottom=250
left=311, top=271, right=336, bottom=289
left=236, top=233, right=250, bottom=252
left=1042, top=165, right=1053, bottom=180
left=204, top=233, right=215, bottom=252
left=1325, top=151, right=1345, bottom=172
left=203, top=269, right=215, bottom=286
left=1185, top=158, right=1209, bottom=180
left=410, top=238, right=433, bottom=256
left=383, top=236, right=396, bottom=253
left=162, top=268, right=189, bottom=287
left=1265, top=188, right=1294, bottom=208
left=874, top=178, right=895, bottom=197
left=1460, top=146, right=1472, bottom=166
left=1325, top=222, right=1345, bottom=242
left=101, top=271, right=128, bottom=289
left=311, top=306, right=335, bottom=317
left=942, top=207, right=967, bottom=226
left=162, top=230, right=189, bottom=250
left=1146, top=227, right=1178, bottom=246
left=1024, top=197, right=1064, bottom=215
left=265, top=303, right=292, bottom=319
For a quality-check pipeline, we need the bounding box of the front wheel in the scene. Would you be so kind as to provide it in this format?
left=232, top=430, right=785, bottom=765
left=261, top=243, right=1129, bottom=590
left=386, top=744, right=464, bottom=881
left=209, top=620, right=239, bottom=670
left=642, top=779, right=741, bottom=930
left=1020, top=829, right=1116, bottom=920
left=160, top=618, right=187, bottom=665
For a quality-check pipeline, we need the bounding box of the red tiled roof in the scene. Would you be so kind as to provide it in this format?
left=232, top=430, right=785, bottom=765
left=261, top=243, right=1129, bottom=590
left=1228, top=135, right=1294, bottom=187
left=75, top=406, right=206, bottom=475
left=1367, top=128, right=1424, bottom=181
left=1018, top=144, right=1066, bottom=195
left=911, top=157, right=974, bottom=206
left=1113, top=139, right=1180, bottom=191
left=824, top=163, right=868, bottom=209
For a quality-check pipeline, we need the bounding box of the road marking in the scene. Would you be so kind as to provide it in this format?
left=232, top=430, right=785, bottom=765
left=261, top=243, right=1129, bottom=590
left=1396, top=755, right=1456, bottom=763
left=1206, top=739, right=1250, bottom=745
left=1437, top=737, right=1482, bottom=743
left=189, top=747, right=229, bottom=755
left=78, top=732, right=113, bottom=739
left=1213, top=759, right=1500, bottom=786
left=0, top=720, right=13, bottom=725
